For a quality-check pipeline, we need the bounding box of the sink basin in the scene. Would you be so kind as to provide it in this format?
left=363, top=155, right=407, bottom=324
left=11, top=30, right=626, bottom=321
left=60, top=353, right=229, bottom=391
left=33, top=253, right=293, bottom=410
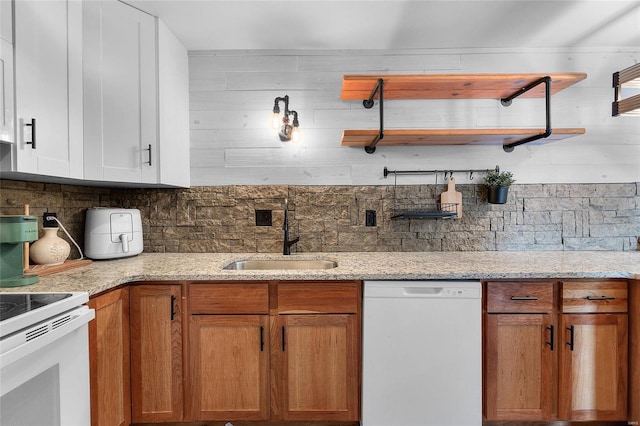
left=223, top=259, right=338, bottom=270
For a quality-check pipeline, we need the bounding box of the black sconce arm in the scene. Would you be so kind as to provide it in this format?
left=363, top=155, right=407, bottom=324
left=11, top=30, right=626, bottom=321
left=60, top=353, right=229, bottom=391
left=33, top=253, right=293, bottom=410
left=273, top=95, right=290, bottom=115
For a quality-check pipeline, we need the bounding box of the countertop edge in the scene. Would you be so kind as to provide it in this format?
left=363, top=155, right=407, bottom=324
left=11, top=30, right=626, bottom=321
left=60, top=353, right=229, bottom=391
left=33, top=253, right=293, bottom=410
left=2, top=251, right=639, bottom=296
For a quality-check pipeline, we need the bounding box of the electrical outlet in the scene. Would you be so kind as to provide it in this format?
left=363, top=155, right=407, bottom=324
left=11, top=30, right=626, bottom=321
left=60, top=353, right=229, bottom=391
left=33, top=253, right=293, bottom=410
left=43, top=212, right=57, bottom=227
left=365, top=210, right=377, bottom=227
left=255, top=210, right=272, bottom=226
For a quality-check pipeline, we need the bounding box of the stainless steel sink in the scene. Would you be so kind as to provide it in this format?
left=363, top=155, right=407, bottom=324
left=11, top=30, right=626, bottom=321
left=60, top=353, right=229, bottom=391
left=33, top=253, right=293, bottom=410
left=223, top=259, right=338, bottom=270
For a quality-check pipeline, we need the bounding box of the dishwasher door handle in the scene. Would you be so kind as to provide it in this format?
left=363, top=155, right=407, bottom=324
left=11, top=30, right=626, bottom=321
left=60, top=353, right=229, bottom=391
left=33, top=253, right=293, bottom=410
left=403, top=287, right=444, bottom=295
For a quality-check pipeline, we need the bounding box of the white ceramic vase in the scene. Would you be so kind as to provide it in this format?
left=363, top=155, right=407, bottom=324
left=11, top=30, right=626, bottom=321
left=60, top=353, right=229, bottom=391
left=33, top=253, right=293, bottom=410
left=30, top=227, right=71, bottom=266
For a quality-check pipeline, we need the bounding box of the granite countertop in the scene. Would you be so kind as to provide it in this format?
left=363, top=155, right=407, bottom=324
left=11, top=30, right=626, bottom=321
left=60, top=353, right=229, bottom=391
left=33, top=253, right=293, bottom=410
left=2, top=251, right=640, bottom=296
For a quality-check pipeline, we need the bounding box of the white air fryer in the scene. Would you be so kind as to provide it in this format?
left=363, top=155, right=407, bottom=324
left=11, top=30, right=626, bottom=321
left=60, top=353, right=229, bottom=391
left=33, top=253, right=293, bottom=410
left=84, top=208, right=143, bottom=260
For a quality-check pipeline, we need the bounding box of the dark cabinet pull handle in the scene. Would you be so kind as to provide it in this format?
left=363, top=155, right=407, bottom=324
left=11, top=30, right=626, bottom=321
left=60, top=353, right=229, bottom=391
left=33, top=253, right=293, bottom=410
left=586, top=295, right=615, bottom=301
left=281, top=326, right=285, bottom=351
left=170, top=295, right=176, bottom=320
left=566, top=325, right=574, bottom=351
left=546, top=325, right=554, bottom=351
left=145, top=144, right=152, bottom=166
left=25, top=118, right=36, bottom=149
left=260, top=326, right=264, bottom=352
left=510, top=296, right=538, bottom=301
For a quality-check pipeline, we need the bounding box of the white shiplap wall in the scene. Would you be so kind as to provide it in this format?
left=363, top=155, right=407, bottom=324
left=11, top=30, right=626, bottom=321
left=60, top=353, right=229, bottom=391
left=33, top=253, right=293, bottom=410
left=189, top=48, right=640, bottom=186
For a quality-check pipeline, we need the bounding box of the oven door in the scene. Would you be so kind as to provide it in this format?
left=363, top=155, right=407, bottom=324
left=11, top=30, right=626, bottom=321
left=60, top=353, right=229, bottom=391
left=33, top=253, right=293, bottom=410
left=0, top=306, right=95, bottom=425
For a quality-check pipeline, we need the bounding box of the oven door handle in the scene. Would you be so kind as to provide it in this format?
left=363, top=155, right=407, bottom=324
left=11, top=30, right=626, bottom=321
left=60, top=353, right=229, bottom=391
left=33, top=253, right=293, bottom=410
left=0, top=306, right=95, bottom=368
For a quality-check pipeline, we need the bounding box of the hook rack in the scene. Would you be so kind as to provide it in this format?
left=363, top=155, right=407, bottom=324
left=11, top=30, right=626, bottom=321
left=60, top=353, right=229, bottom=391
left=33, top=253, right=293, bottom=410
left=384, top=166, right=500, bottom=181
left=385, top=165, right=500, bottom=219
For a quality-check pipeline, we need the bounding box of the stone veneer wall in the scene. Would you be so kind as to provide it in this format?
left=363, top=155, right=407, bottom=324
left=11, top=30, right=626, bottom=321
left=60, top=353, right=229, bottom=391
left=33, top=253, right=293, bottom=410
left=2, top=180, right=638, bottom=255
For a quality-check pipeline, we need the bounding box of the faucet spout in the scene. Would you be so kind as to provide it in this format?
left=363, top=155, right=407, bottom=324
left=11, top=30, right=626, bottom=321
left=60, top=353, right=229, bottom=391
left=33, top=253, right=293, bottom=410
left=283, top=198, right=299, bottom=255
left=284, top=236, right=300, bottom=255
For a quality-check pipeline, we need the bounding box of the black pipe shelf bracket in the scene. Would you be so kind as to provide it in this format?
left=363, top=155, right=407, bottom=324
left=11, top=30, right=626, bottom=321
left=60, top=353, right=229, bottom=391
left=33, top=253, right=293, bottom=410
left=363, top=78, right=384, bottom=154
left=356, top=75, right=556, bottom=154
left=500, top=76, right=552, bottom=153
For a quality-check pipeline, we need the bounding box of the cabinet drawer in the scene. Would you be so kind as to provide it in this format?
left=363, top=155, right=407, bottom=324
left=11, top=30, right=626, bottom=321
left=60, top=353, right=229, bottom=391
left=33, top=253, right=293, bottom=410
left=486, top=281, right=554, bottom=313
left=190, top=283, right=269, bottom=314
left=276, top=281, right=360, bottom=314
left=561, top=280, right=627, bottom=313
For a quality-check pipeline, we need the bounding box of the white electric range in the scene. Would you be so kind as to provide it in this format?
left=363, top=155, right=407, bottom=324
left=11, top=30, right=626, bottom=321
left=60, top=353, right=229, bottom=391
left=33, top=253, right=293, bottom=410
left=0, top=292, right=95, bottom=425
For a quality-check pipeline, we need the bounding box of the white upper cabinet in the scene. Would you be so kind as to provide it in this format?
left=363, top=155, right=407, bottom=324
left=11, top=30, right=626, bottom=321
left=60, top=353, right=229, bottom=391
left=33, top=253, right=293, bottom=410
left=0, top=1, right=14, bottom=145
left=157, top=19, right=190, bottom=188
left=12, top=0, right=83, bottom=179
left=3, top=0, right=189, bottom=186
left=83, top=1, right=189, bottom=187
left=83, top=0, right=158, bottom=184
left=1, top=0, right=11, bottom=43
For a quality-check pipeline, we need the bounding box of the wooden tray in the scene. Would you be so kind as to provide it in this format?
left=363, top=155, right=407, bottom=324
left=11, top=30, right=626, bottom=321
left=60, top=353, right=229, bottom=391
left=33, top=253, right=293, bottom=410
left=25, top=259, right=92, bottom=277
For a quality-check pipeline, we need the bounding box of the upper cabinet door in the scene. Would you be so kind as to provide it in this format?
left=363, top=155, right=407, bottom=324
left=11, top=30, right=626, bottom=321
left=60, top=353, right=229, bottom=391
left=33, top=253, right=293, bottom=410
left=0, top=1, right=12, bottom=145
left=13, top=0, right=83, bottom=178
left=83, top=0, right=158, bottom=184
left=157, top=19, right=190, bottom=187
left=0, top=0, right=11, bottom=43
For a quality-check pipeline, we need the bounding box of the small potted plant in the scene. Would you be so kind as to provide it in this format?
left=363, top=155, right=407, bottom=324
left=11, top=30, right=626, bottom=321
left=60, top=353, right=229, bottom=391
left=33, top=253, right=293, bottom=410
left=484, top=170, right=515, bottom=204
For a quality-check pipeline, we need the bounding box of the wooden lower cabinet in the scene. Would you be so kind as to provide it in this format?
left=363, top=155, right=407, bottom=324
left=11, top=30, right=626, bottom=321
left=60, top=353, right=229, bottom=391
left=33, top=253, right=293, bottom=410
left=189, top=314, right=270, bottom=421
left=130, top=284, right=183, bottom=423
left=631, top=279, right=640, bottom=424
left=272, top=314, right=360, bottom=421
left=484, top=279, right=630, bottom=423
left=558, top=313, right=628, bottom=420
left=187, top=280, right=361, bottom=424
left=89, top=281, right=359, bottom=425
left=484, top=313, right=554, bottom=420
left=88, top=287, right=131, bottom=426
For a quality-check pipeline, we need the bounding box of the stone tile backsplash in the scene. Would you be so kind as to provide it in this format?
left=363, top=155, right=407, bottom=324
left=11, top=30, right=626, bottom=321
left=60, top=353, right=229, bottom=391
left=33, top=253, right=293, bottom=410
left=1, top=180, right=638, bottom=255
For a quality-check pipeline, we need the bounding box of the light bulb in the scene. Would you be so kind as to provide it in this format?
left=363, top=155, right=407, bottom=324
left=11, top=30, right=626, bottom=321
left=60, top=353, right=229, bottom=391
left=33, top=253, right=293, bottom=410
left=272, top=112, right=281, bottom=129
left=292, top=126, right=299, bottom=142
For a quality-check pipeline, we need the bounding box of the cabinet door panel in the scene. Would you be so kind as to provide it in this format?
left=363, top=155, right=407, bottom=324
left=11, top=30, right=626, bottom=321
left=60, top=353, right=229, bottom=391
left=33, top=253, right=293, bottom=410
left=485, top=313, right=554, bottom=420
left=559, top=313, right=628, bottom=420
left=100, top=0, right=141, bottom=181
left=83, top=0, right=157, bottom=183
left=273, top=314, right=359, bottom=421
left=0, top=38, right=14, bottom=144
left=157, top=19, right=190, bottom=187
left=130, top=285, right=183, bottom=423
left=190, top=315, right=269, bottom=420
left=0, top=0, right=11, bottom=43
left=14, top=0, right=82, bottom=177
left=88, top=288, right=131, bottom=426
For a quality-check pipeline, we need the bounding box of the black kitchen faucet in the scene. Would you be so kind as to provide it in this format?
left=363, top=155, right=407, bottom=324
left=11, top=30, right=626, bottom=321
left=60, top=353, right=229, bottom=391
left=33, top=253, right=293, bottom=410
left=283, top=198, right=299, bottom=255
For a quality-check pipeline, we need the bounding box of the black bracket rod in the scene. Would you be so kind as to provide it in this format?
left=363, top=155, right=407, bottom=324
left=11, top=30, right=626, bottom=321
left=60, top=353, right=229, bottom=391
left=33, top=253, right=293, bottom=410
left=501, top=76, right=552, bottom=153
left=363, top=79, right=384, bottom=154
left=384, top=165, right=500, bottom=178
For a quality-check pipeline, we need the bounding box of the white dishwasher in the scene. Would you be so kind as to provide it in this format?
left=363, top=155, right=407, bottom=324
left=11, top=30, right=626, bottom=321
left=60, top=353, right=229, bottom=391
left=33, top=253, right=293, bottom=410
left=362, top=280, right=482, bottom=426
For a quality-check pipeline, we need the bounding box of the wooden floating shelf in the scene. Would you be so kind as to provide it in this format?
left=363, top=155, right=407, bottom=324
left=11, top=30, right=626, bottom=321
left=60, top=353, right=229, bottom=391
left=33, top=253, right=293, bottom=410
left=340, top=73, right=587, bottom=100
left=340, top=73, right=587, bottom=152
left=340, top=128, right=586, bottom=147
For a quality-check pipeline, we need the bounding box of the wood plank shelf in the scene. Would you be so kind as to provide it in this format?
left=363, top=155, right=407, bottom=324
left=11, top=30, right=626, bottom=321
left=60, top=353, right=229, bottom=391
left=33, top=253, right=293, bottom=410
left=340, top=73, right=587, bottom=100
left=341, top=128, right=586, bottom=147
left=340, top=73, right=587, bottom=153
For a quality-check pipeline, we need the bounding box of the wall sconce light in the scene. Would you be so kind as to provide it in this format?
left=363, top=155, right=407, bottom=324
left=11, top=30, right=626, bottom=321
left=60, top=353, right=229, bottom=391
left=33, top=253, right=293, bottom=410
left=272, top=95, right=300, bottom=142
left=613, top=63, right=640, bottom=116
